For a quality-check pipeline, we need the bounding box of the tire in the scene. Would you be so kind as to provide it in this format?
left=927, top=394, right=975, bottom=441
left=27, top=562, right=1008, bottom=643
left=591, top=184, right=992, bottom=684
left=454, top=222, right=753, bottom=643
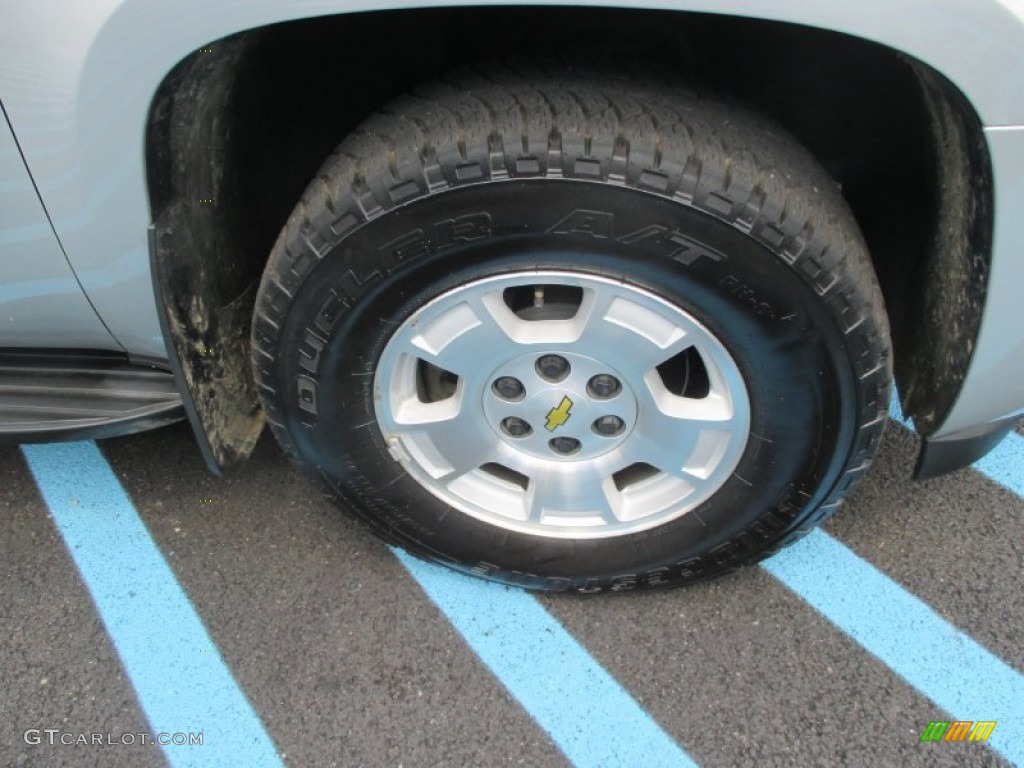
left=251, top=63, right=891, bottom=593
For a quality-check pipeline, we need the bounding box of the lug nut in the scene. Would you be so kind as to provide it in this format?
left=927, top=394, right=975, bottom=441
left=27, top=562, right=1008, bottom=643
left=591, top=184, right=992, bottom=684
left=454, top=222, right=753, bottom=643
left=501, top=417, right=532, bottom=437
left=493, top=376, right=525, bottom=400
left=587, top=374, right=621, bottom=399
left=536, top=354, right=570, bottom=382
left=593, top=415, right=625, bottom=437
left=549, top=436, right=581, bottom=455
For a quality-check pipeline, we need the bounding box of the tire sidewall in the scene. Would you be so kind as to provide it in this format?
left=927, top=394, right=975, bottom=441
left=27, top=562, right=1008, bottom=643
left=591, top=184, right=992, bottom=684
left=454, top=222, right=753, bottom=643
left=271, top=179, right=857, bottom=591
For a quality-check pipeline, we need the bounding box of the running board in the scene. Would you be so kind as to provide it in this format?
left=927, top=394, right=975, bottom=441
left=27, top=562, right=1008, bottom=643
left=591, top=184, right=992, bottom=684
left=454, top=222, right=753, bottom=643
left=0, top=351, right=185, bottom=443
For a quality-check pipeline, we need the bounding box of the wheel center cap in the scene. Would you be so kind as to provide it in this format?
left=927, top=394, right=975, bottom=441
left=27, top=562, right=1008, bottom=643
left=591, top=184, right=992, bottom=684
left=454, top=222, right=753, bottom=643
left=483, top=351, right=638, bottom=462
left=544, top=395, right=574, bottom=432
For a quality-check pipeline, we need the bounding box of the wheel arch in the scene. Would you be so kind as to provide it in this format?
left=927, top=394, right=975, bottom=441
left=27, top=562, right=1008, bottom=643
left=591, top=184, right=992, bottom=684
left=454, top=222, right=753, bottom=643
left=143, top=8, right=993, bottom=473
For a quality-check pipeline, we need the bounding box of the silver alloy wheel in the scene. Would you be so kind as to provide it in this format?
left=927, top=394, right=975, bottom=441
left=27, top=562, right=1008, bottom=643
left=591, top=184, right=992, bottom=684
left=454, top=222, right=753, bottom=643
left=373, top=272, right=751, bottom=539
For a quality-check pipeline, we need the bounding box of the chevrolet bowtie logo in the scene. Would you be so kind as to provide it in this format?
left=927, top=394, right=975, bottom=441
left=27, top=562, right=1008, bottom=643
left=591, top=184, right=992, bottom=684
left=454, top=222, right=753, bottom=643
left=545, top=396, right=574, bottom=431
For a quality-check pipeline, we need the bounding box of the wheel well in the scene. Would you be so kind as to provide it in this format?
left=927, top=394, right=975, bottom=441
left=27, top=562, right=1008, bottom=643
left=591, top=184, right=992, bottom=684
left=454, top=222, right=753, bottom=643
left=145, top=6, right=991, bottom=471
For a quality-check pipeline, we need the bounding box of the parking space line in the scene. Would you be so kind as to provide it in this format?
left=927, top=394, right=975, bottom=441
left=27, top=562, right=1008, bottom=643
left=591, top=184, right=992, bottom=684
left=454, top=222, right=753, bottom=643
left=393, top=549, right=698, bottom=768
left=762, top=529, right=1023, bottom=765
left=973, top=431, right=1024, bottom=497
left=19, top=403, right=1021, bottom=767
left=21, top=442, right=283, bottom=768
left=760, top=396, right=1024, bottom=763
left=784, top=399, right=1024, bottom=760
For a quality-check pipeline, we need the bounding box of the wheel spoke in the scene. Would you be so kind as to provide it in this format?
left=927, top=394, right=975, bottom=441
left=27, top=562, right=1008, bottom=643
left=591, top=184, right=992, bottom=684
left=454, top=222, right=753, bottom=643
left=524, top=464, right=615, bottom=527
left=625, top=423, right=696, bottom=479
left=477, top=289, right=594, bottom=347
left=400, top=295, right=517, bottom=379
left=574, top=287, right=693, bottom=374
left=626, top=404, right=739, bottom=485
left=383, top=386, right=498, bottom=481
left=417, top=406, right=499, bottom=480
left=641, top=367, right=737, bottom=426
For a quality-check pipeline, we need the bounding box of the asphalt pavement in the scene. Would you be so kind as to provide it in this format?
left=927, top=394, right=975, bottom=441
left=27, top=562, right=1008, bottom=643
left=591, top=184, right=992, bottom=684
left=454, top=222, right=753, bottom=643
left=1, top=413, right=1021, bottom=767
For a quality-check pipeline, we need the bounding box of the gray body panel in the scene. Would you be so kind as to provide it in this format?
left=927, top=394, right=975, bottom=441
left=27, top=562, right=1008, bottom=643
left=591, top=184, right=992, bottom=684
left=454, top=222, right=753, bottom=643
left=0, top=0, right=1023, bottom=439
left=0, top=106, right=116, bottom=350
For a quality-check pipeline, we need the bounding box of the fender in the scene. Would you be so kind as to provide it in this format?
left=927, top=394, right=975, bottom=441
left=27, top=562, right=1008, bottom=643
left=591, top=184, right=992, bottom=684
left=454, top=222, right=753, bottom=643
left=4, top=0, right=1023, bottom=355
left=2, top=0, right=1021, bottom=469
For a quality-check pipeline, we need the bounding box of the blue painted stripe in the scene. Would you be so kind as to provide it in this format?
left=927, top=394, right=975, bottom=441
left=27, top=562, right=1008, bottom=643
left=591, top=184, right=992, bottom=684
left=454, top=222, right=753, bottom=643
left=763, top=529, right=1024, bottom=765
left=392, top=549, right=697, bottom=768
left=888, top=392, right=912, bottom=427
left=972, top=430, right=1024, bottom=497
left=21, top=442, right=283, bottom=768
left=764, top=393, right=1024, bottom=762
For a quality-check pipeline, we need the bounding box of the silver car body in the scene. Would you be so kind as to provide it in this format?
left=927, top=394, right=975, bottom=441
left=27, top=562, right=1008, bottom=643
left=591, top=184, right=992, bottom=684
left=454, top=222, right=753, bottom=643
left=1, top=0, right=1023, bottom=441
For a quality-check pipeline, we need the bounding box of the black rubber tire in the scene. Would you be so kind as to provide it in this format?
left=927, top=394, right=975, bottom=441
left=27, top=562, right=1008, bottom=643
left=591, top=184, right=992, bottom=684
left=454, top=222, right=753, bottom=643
left=251, top=63, right=891, bottom=593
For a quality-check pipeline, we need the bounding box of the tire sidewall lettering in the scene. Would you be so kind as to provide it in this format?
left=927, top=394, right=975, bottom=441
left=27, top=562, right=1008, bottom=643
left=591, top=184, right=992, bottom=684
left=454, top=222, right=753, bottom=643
left=293, top=185, right=801, bottom=427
